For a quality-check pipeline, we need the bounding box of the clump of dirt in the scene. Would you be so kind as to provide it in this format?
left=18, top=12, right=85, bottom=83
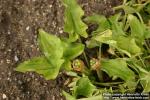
left=0, top=0, right=121, bottom=100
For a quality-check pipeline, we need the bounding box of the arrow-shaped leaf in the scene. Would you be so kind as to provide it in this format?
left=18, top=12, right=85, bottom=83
left=101, top=59, right=135, bottom=81
left=63, top=0, right=88, bottom=42
left=16, top=57, right=64, bottom=80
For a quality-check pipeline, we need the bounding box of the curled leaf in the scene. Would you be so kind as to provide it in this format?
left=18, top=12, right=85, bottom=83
left=140, top=72, right=150, bottom=92
left=128, top=14, right=145, bottom=44
left=63, top=91, right=76, bottom=100
left=62, top=40, right=85, bottom=60
left=85, top=14, right=110, bottom=33
left=74, top=77, right=96, bottom=97
left=101, top=59, right=135, bottom=81
left=116, top=36, right=141, bottom=55
left=63, top=0, right=88, bottom=42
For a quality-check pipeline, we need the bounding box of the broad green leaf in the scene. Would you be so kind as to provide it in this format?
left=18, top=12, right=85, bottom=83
left=61, top=40, right=84, bottom=70
left=123, top=6, right=137, bottom=14
left=116, top=36, right=141, bottom=55
left=88, top=30, right=132, bottom=56
left=89, top=30, right=139, bottom=56
left=84, top=14, right=106, bottom=24
left=63, top=91, right=76, bottom=100
left=101, top=59, right=135, bottom=81
left=74, top=77, right=96, bottom=97
left=16, top=57, right=64, bottom=80
left=109, top=14, right=125, bottom=37
left=92, top=29, right=116, bottom=45
left=124, top=81, right=137, bottom=91
left=38, top=29, right=64, bottom=64
left=144, top=28, right=150, bottom=39
left=65, top=71, right=78, bottom=77
left=61, top=60, right=72, bottom=70
left=85, top=14, right=110, bottom=33
left=63, top=0, right=88, bottom=42
left=128, top=14, right=145, bottom=43
left=86, top=40, right=99, bottom=48
left=62, top=40, right=84, bottom=60
left=140, top=72, right=150, bottom=92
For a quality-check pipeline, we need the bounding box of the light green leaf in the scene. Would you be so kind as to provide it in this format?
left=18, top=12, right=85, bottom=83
left=144, top=28, right=150, bottom=39
left=140, top=72, right=150, bottom=92
left=101, top=59, right=135, bottom=81
left=123, top=6, right=137, bottom=14
left=62, top=40, right=84, bottom=60
left=20, top=29, right=65, bottom=80
left=109, top=14, right=125, bottom=37
left=16, top=57, right=64, bottom=80
left=61, top=60, right=72, bottom=70
left=85, top=14, right=110, bottom=33
left=74, top=77, right=96, bottom=97
left=89, top=30, right=140, bottom=56
left=128, top=14, right=145, bottom=43
left=38, top=29, right=64, bottom=64
left=92, top=29, right=116, bottom=45
left=86, top=40, right=99, bottom=48
left=63, top=91, right=76, bottom=100
left=61, top=40, right=84, bottom=70
left=116, top=36, right=141, bottom=55
left=63, top=0, right=88, bottom=42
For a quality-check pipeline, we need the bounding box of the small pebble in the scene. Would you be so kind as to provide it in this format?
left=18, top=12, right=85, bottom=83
left=30, top=45, right=34, bottom=48
left=8, top=31, right=11, bottom=35
left=49, top=5, right=52, bottom=8
left=8, top=49, right=11, bottom=52
left=14, top=55, right=19, bottom=62
left=8, top=72, right=11, bottom=76
left=59, top=30, right=63, bottom=34
left=2, top=94, right=7, bottom=99
left=0, top=60, right=4, bottom=64
left=6, top=59, right=11, bottom=64
left=7, top=77, right=11, bottom=81
left=26, top=26, right=30, bottom=31
left=18, top=80, right=22, bottom=84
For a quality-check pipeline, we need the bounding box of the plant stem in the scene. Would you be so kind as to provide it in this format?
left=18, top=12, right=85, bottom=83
left=97, top=44, right=103, bottom=82
left=94, top=81, right=124, bottom=86
left=78, top=37, right=90, bottom=68
left=143, top=55, right=150, bottom=59
left=123, top=0, right=127, bottom=4
left=98, top=44, right=102, bottom=59
left=136, top=12, right=144, bottom=24
left=145, top=41, right=150, bottom=53
left=127, top=63, right=139, bottom=74
left=96, top=69, right=103, bottom=82
left=83, top=52, right=90, bottom=67
left=113, top=5, right=124, bottom=11
left=135, top=0, right=150, bottom=11
left=138, top=56, right=147, bottom=68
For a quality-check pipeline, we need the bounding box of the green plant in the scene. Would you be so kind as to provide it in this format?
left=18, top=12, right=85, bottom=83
left=16, top=29, right=84, bottom=79
left=16, top=0, right=150, bottom=99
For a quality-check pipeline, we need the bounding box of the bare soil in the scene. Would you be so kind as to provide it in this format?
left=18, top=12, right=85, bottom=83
left=0, top=0, right=121, bottom=100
